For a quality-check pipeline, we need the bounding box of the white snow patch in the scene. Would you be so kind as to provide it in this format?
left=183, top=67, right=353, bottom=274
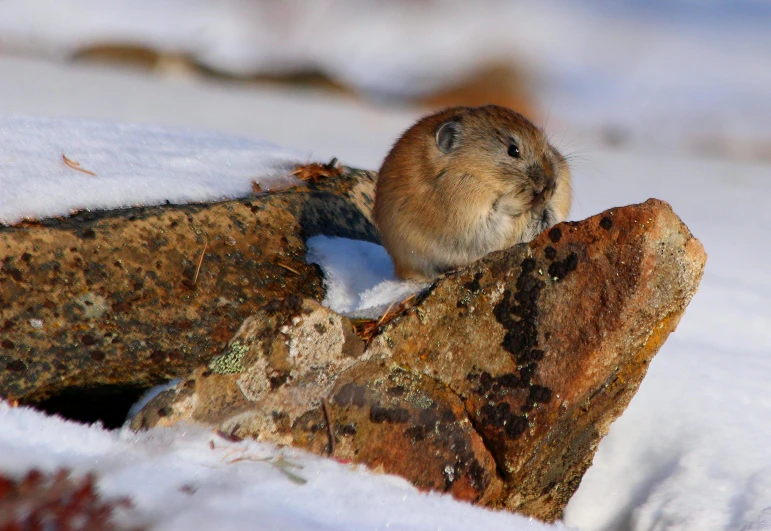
left=306, top=235, right=428, bottom=319
left=0, top=402, right=568, bottom=531
left=0, top=1, right=769, bottom=157
left=0, top=114, right=303, bottom=225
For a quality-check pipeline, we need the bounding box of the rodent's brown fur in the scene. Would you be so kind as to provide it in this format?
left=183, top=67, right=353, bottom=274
left=374, top=105, right=571, bottom=280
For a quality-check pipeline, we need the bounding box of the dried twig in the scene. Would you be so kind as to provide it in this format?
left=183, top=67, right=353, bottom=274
left=321, top=398, right=335, bottom=456
left=226, top=454, right=308, bottom=485
left=376, top=300, right=397, bottom=327
left=193, top=242, right=207, bottom=285
left=62, top=154, right=97, bottom=176
left=352, top=293, right=418, bottom=343
left=277, top=262, right=300, bottom=275
left=290, top=157, right=342, bottom=183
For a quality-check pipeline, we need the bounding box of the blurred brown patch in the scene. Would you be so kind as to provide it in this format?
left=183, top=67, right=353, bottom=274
left=76, top=44, right=199, bottom=77
left=73, top=45, right=536, bottom=116
left=420, top=63, right=536, bottom=118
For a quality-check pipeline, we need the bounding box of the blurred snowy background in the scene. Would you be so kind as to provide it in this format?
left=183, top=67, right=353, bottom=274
left=2, top=0, right=771, bottom=166
left=1, top=1, right=771, bottom=530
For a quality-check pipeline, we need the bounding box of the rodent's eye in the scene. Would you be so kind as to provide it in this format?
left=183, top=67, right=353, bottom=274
left=507, top=144, right=521, bottom=158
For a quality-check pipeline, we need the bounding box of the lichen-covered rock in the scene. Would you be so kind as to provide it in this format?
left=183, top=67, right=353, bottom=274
left=132, top=198, right=706, bottom=521
left=0, top=168, right=378, bottom=402
left=132, top=297, right=367, bottom=441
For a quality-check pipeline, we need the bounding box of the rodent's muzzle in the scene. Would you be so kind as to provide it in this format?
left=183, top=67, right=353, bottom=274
left=525, top=164, right=556, bottom=206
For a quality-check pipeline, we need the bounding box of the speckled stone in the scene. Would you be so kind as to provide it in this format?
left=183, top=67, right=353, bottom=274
left=131, top=198, right=706, bottom=521
left=0, top=168, right=378, bottom=402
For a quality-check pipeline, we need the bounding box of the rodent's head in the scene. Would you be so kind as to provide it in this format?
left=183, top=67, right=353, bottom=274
left=418, top=105, right=571, bottom=223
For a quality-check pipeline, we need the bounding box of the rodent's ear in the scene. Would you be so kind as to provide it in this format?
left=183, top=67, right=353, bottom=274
left=435, top=120, right=461, bottom=154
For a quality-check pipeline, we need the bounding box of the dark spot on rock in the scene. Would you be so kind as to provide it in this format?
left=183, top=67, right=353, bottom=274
left=600, top=216, right=613, bottom=230
left=334, top=382, right=367, bottom=408
left=370, top=404, right=410, bottom=424
left=112, top=301, right=130, bottom=313
left=21, top=253, right=32, bottom=263
left=3, top=320, right=14, bottom=331
left=201, top=370, right=212, bottom=377
left=81, top=228, right=96, bottom=239
left=7, top=268, right=23, bottom=282
left=313, top=323, right=327, bottom=335
left=340, top=424, right=357, bottom=436
left=548, top=227, right=562, bottom=243
left=547, top=252, right=579, bottom=281
left=464, top=272, right=484, bottom=293
left=529, top=384, right=552, bottom=404
left=519, top=364, right=536, bottom=384
left=133, top=280, right=144, bottom=291
left=544, top=246, right=557, bottom=260
left=263, top=300, right=282, bottom=314
left=90, top=350, right=105, bottom=362
left=81, top=334, right=97, bottom=346
left=404, top=425, right=428, bottom=441
left=480, top=402, right=510, bottom=428
left=6, top=359, right=26, bottom=371
left=285, top=294, right=303, bottom=312
left=479, top=401, right=528, bottom=439
left=271, top=411, right=290, bottom=432
left=566, top=252, right=579, bottom=271
left=170, top=220, right=179, bottom=228
left=497, top=373, right=521, bottom=389
left=479, top=371, right=493, bottom=391
left=440, top=409, right=456, bottom=423
left=419, top=408, right=439, bottom=430
left=269, top=371, right=290, bottom=390
left=387, top=385, right=406, bottom=397
left=1, top=339, right=14, bottom=349
left=468, top=460, right=488, bottom=491
left=521, top=258, right=536, bottom=274
left=150, top=350, right=167, bottom=363
left=157, top=407, right=170, bottom=417
left=504, top=415, right=527, bottom=439
left=369, top=404, right=389, bottom=423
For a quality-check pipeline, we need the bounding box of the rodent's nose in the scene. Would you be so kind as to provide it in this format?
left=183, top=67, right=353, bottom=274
left=527, top=165, right=551, bottom=190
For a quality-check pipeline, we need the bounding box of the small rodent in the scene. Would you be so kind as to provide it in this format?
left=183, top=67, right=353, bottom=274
left=374, top=105, right=571, bottom=281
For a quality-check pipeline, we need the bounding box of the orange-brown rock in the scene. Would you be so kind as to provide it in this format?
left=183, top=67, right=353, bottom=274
left=131, top=198, right=706, bottom=521
left=0, top=168, right=378, bottom=403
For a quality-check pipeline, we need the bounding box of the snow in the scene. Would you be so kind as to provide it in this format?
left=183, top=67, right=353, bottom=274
left=306, top=236, right=428, bottom=319
left=0, top=402, right=564, bottom=531
left=0, top=1, right=769, bottom=159
left=0, top=115, right=302, bottom=225
left=0, top=55, right=421, bottom=170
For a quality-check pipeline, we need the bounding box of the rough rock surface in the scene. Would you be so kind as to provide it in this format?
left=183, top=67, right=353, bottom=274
left=131, top=198, right=706, bottom=521
left=0, top=168, right=378, bottom=402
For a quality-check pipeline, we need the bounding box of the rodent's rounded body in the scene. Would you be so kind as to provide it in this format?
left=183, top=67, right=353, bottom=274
left=374, top=105, right=571, bottom=281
